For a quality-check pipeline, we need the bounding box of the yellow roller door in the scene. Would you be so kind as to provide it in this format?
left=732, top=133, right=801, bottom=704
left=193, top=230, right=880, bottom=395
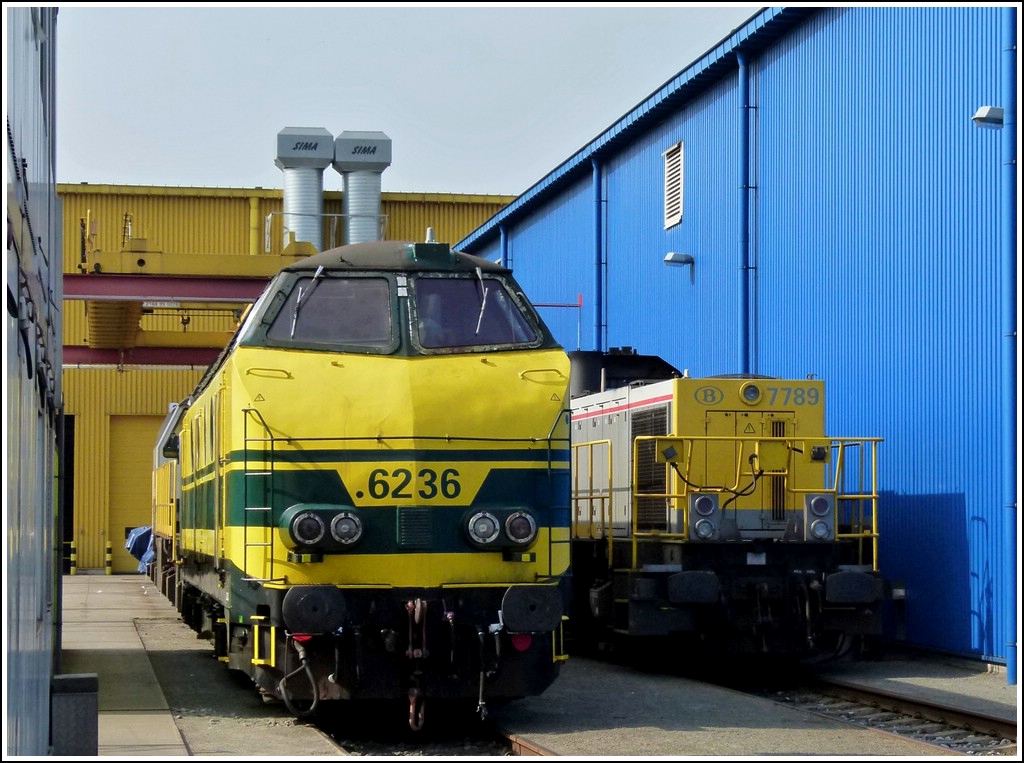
left=109, top=415, right=165, bottom=573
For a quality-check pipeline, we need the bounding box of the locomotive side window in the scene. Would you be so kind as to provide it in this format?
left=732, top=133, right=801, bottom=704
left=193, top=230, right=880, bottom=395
left=412, top=275, right=539, bottom=351
left=266, top=276, right=394, bottom=350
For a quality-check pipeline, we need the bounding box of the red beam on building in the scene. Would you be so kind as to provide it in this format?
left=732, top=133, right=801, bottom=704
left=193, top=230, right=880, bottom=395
left=63, top=273, right=269, bottom=302
left=63, top=346, right=223, bottom=366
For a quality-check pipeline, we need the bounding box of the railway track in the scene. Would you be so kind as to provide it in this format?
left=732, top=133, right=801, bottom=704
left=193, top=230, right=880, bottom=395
left=462, top=672, right=1017, bottom=758
left=310, top=647, right=1017, bottom=756
left=313, top=676, right=1016, bottom=756
left=766, top=677, right=1017, bottom=756
left=315, top=701, right=516, bottom=756
left=562, top=642, right=1017, bottom=758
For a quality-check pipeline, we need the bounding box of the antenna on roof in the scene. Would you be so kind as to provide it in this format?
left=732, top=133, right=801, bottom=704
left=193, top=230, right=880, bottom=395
left=425, top=226, right=436, bottom=243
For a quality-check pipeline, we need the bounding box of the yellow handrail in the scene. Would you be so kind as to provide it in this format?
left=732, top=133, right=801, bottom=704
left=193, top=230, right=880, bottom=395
left=625, top=435, right=882, bottom=572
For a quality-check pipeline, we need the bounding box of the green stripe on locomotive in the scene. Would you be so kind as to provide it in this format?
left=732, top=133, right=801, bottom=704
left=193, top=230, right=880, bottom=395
left=179, top=464, right=571, bottom=554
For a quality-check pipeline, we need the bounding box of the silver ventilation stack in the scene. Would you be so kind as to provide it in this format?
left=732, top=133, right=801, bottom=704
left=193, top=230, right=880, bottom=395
left=275, top=127, right=333, bottom=251
left=332, top=131, right=392, bottom=244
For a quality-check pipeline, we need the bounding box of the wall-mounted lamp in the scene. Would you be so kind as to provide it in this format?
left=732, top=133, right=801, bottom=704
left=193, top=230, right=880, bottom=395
left=664, top=252, right=694, bottom=267
left=972, top=105, right=1004, bottom=129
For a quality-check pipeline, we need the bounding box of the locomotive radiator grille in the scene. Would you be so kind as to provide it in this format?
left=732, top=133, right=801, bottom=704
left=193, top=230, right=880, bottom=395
left=632, top=407, right=669, bottom=532
left=770, top=419, right=787, bottom=520
left=398, top=507, right=432, bottom=549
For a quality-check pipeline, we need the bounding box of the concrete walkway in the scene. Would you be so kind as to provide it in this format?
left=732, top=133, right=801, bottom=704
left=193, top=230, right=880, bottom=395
left=60, top=574, right=191, bottom=756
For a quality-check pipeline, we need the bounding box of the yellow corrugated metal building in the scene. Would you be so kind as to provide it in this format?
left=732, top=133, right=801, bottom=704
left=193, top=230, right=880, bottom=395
left=60, top=183, right=513, bottom=571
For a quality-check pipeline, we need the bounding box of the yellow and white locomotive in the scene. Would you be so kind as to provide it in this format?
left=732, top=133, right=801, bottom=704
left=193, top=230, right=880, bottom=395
left=568, top=349, right=889, bottom=659
left=151, top=240, right=571, bottom=727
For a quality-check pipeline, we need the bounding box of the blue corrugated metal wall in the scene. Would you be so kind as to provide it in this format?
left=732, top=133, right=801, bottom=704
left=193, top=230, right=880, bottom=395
left=495, top=176, right=597, bottom=352
left=458, top=6, right=1015, bottom=664
left=754, top=6, right=1007, bottom=661
left=604, top=80, right=740, bottom=374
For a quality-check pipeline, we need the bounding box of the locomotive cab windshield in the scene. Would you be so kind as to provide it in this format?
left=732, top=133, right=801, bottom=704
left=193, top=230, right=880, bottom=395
left=241, top=265, right=547, bottom=355
left=411, top=274, right=540, bottom=351
left=265, top=274, right=396, bottom=351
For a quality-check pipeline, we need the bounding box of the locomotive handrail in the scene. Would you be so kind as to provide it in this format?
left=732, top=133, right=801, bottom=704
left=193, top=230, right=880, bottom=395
left=243, top=406, right=274, bottom=435
left=624, top=434, right=882, bottom=572
left=518, top=367, right=567, bottom=379
left=836, top=439, right=881, bottom=569
left=236, top=434, right=572, bottom=445
left=546, top=408, right=570, bottom=444
left=570, top=439, right=613, bottom=546
left=241, top=407, right=285, bottom=584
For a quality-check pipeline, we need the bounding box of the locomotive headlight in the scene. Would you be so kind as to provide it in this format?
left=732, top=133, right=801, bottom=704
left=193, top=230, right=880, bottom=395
left=740, top=382, right=762, bottom=405
left=688, top=493, right=720, bottom=541
left=809, top=519, right=832, bottom=540
left=694, top=519, right=716, bottom=540
left=809, top=495, right=831, bottom=517
left=330, top=512, right=363, bottom=545
left=468, top=512, right=501, bottom=545
left=504, top=511, right=538, bottom=545
left=693, top=495, right=717, bottom=517
left=291, top=511, right=327, bottom=546
left=804, top=494, right=834, bottom=541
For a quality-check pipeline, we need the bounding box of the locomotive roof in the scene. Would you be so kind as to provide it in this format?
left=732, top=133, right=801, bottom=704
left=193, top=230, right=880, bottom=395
left=283, top=240, right=510, bottom=274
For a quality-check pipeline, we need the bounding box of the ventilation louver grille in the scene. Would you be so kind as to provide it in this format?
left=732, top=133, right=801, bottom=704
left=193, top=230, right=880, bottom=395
left=397, top=507, right=432, bottom=549
left=663, top=141, right=684, bottom=229
left=632, top=406, right=669, bottom=531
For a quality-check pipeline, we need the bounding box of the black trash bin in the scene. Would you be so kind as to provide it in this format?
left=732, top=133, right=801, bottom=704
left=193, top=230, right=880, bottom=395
left=51, top=673, right=98, bottom=755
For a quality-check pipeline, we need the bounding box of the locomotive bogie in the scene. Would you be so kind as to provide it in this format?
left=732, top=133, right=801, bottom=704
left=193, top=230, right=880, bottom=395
left=183, top=579, right=566, bottom=704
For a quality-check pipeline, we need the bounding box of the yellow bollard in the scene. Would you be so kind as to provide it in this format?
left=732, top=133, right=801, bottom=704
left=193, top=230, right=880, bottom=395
left=70, top=541, right=77, bottom=576
left=105, top=542, right=112, bottom=575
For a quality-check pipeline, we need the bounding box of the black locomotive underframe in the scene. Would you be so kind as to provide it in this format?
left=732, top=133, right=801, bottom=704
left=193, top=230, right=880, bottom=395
left=571, top=537, right=888, bottom=657
left=174, top=565, right=566, bottom=709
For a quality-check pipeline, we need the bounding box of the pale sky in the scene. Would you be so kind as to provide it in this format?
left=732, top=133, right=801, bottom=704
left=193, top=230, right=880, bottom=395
left=46, top=3, right=760, bottom=196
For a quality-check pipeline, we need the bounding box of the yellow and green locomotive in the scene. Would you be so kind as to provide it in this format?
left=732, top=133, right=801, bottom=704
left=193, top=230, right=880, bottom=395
left=568, top=349, right=890, bottom=660
left=151, top=240, right=571, bottom=727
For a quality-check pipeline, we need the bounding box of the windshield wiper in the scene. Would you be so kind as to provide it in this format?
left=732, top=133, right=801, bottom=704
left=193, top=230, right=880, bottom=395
left=290, top=265, right=324, bottom=338
left=474, top=266, right=489, bottom=335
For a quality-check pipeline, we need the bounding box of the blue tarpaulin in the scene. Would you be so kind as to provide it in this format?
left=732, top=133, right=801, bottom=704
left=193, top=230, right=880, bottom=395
left=125, top=526, right=155, bottom=573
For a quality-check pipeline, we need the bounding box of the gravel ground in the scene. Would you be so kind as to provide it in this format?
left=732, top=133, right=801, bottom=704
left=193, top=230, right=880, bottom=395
left=135, top=615, right=513, bottom=755
left=135, top=617, right=341, bottom=756
left=319, top=699, right=514, bottom=756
